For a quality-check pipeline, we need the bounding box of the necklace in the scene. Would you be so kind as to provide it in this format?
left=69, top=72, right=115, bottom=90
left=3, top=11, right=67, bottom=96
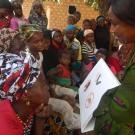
left=16, top=113, right=33, bottom=127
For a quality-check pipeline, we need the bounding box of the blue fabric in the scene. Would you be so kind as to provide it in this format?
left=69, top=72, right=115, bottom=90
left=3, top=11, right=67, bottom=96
left=65, top=25, right=76, bottom=31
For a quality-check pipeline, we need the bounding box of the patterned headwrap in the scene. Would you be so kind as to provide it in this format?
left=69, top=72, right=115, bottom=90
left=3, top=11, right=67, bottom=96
left=0, top=28, right=18, bottom=53
left=0, top=51, right=40, bottom=102
left=20, top=24, right=41, bottom=40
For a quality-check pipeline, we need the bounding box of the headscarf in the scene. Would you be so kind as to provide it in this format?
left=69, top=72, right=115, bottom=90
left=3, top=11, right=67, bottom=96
left=0, top=28, right=18, bottom=53
left=0, top=51, right=40, bottom=102
left=28, top=0, right=48, bottom=30
left=84, top=29, right=94, bottom=37
left=65, top=25, right=76, bottom=31
left=20, top=24, right=41, bottom=40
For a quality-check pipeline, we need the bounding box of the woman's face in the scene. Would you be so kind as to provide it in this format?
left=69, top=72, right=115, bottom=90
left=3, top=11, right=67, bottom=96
left=53, top=32, right=63, bottom=43
left=109, top=7, right=135, bottom=43
left=13, top=4, right=23, bottom=17
left=27, top=75, right=50, bottom=109
left=28, top=32, right=45, bottom=51
left=34, top=5, right=43, bottom=15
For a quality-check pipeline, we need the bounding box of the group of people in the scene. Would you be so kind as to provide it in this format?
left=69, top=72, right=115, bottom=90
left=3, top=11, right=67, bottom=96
left=0, top=0, right=135, bottom=135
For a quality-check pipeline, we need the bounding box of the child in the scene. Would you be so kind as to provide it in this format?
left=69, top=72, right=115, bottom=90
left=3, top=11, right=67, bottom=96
left=81, top=29, right=96, bottom=81
left=47, top=50, right=78, bottom=95
left=47, top=50, right=80, bottom=129
left=82, top=29, right=96, bottom=64
left=96, top=48, right=117, bottom=75
left=64, top=25, right=82, bottom=85
left=10, top=1, right=28, bottom=30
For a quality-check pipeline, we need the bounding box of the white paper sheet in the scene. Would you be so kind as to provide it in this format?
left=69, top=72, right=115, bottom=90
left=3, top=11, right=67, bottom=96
left=79, top=59, right=121, bottom=133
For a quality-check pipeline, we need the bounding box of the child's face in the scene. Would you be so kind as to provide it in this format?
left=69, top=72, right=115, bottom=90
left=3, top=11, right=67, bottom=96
left=53, top=32, right=63, bottom=43
left=28, top=32, right=46, bottom=52
left=84, top=33, right=94, bottom=43
left=60, top=53, right=71, bottom=66
left=65, top=30, right=75, bottom=41
left=83, top=21, right=91, bottom=30
left=96, top=52, right=106, bottom=61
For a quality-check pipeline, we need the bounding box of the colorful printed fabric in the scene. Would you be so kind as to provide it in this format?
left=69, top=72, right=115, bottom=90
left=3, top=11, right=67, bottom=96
left=28, top=0, right=48, bottom=30
left=0, top=28, right=18, bottom=53
left=0, top=51, right=40, bottom=102
left=19, top=24, right=41, bottom=40
left=43, top=111, right=73, bottom=135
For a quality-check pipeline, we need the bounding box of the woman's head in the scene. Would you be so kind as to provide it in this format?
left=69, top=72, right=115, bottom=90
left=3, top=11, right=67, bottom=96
left=52, top=30, right=63, bottom=44
left=58, top=50, right=71, bottom=66
left=84, top=29, right=94, bottom=44
left=12, top=1, right=23, bottom=18
left=20, top=24, right=46, bottom=52
left=65, top=25, right=76, bottom=41
left=96, top=16, right=106, bottom=27
left=9, top=33, right=26, bottom=54
left=0, top=52, right=49, bottom=109
left=109, top=0, right=135, bottom=43
left=32, top=0, right=44, bottom=15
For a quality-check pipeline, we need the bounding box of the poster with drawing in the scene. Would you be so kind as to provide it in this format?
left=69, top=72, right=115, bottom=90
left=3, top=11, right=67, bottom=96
left=79, top=58, right=121, bottom=133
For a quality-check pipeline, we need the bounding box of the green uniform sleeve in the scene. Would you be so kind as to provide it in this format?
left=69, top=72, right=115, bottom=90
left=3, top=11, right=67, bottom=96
left=110, top=63, right=135, bottom=124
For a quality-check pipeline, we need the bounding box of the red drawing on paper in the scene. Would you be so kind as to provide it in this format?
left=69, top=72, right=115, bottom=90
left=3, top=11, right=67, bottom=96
left=85, top=93, right=94, bottom=108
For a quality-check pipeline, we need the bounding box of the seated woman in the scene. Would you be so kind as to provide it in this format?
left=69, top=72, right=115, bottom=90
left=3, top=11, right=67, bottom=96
left=43, top=29, right=66, bottom=75
left=0, top=51, right=50, bottom=135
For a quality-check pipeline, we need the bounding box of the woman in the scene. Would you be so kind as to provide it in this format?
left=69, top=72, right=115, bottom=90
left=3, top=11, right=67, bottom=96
left=10, top=1, right=28, bottom=30
left=0, top=0, right=12, bottom=29
left=94, top=15, right=110, bottom=50
left=93, top=0, right=135, bottom=135
left=0, top=51, right=49, bottom=135
left=43, top=29, right=66, bottom=74
left=28, top=0, right=48, bottom=31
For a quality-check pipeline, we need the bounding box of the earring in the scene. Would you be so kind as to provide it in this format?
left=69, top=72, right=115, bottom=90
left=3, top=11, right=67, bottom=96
left=26, top=101, right=30, bottom=106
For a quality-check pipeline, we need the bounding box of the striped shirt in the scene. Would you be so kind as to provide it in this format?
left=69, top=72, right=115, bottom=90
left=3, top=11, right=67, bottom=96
left=82, top=42, right=95, bottom=60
